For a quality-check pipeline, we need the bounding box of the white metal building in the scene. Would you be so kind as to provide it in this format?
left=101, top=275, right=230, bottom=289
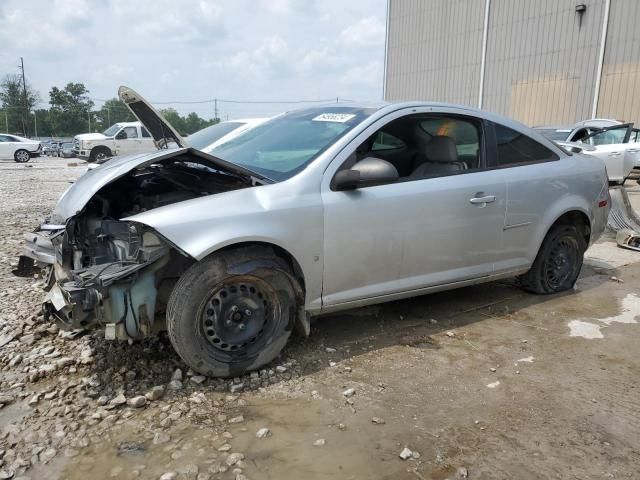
left=384, top=0, right=640, bottom=126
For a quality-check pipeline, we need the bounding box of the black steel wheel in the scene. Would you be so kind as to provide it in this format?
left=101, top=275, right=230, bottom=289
left=519, top=224, right=586, bottom=294
left=167, top=246, right=299, bottom=377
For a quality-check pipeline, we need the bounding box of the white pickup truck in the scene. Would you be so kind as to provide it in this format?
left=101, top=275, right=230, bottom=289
left=73, top=121, right=156, bottom=162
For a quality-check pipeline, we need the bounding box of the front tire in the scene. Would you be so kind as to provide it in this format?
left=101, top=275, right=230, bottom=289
left=518, top=224, right=586, bottom=294
left=88, top=147, right=111, bottom=163
left=166, top=247, right=298, bottom=377
left=14, top=149, right=30, bottom=163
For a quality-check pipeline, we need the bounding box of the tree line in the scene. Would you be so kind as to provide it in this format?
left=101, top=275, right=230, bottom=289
left=0, top=74, right=218, bottom=138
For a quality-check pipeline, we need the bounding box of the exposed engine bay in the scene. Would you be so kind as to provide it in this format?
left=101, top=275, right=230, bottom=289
left=33, top=152, right=262, bottom=339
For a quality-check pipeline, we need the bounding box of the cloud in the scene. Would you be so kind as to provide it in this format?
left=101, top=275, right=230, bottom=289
left=339, top=16, right=386, bottom=48
left=0, top=0, right=386, bottom=118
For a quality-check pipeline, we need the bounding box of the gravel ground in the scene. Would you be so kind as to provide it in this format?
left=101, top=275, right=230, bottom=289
left=1, top=157, right=639, bottom=480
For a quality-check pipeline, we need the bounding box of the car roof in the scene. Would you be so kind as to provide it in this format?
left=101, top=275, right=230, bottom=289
left=115, top=121, right=141, bottom=127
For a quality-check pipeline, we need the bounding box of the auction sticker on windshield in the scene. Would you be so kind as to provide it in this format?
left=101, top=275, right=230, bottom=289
left=312, top=113, right=357, bottom=123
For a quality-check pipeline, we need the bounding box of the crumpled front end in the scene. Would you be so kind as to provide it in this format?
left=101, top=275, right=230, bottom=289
left=42, top=219, right=175, bottom=339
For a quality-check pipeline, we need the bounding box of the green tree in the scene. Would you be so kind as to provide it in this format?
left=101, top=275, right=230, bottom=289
left=0, top=74, right=41, bottom=136
left=94, top=98, right=135, bottom=132
left=160, top=108, right=187, bottom=135
left=160, top=108, right=216, bottom=135
left=49, top=82, right=94, bottom=136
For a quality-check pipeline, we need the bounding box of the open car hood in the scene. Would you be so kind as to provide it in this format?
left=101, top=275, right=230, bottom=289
left=51, top=147, right=268, bottom=224
left=118, top=85, right=186, bottom=149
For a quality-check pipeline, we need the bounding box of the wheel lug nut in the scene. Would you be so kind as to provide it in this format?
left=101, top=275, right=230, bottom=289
left=230, top=305, right=239, bottom=313
left=244, top=309, right=252, bottom=316
left=226, top=320, right=233, bottom=326
left=238, top=324, right=246, bottom=331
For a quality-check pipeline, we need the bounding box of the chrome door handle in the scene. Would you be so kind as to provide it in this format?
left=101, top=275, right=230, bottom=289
left=608, top=152, right=621, bottom=157
left=469, top=195, right=496, bottom=204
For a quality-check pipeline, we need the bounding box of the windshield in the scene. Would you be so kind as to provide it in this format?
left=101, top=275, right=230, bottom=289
left=536, top=128, right=570, bottom=141
left=210, top=106, right=376, bottom=181
left=103, top=124, right=121, bottom=137
left=187, top=122, right=245, bottom=150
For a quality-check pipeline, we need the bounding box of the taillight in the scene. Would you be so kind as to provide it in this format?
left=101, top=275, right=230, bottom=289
left=598, top=200, right=607, bottom=208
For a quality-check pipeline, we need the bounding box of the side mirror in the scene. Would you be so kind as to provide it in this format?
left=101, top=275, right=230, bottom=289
left=115, top=130, right=127, bottom=140
left=334, top=157, right=399, bottom=191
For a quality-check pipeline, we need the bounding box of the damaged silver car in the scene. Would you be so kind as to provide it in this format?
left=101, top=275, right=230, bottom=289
left=19, top=86, right=610, bottom=377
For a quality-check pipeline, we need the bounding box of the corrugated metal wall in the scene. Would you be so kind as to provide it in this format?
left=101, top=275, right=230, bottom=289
left=385, top=0, right=640, bottom=126
left=385, top=0, right=485, bottom=105
left=596, top=0, right=640, bottom=123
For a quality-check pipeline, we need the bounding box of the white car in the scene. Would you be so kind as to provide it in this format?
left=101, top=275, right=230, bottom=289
left=0, top=134, right=41, bottom=162
left=74, top=121, right=156, bottom=162
left=536, top=120, right=640, bottom=184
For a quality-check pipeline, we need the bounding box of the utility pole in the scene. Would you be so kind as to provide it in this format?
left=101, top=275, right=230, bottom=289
left=34, top=111, right=38, bottom=138
left=19, top=57, right=29, bottom=136
left=4, top=110, right=7, bottom=133
left=88, top=111, right=91, bottom=132
left=214, top=98, right=218, bottom=121
left=107, top=106, right=111, bottom=126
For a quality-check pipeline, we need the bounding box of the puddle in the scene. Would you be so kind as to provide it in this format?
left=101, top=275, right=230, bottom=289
left=568, top=320, right=604, bottom=339
left=568, top=293, right=639, bottom=339
left=598, top=293, right=640, bottom=325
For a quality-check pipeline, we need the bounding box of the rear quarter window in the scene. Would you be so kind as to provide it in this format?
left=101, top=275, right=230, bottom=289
left=494, top=123, right=559, bottom=167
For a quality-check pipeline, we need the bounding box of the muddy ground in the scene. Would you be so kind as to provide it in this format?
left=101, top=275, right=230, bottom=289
left=1, top=157, right=639, bottom=480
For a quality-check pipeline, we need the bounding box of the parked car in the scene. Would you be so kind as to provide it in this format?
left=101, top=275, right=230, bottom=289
left=42, top=141, right=59, bottom=157
left=58, top=142, right=75, bottom=158
left=0, top=134, right=41, bottom=162
left=73, top=121, right=156, bottom=162
left=20, top=86, right=610, bottom=377
left=535, top=119, right=640, bottom=184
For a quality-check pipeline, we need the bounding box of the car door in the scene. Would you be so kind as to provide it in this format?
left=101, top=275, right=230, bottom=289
left=320, top=110, right=507, bottom=308
left=0, top=135, right=11, bottom=158
left=581, top=124, right=636, bottom=182
left=489, top=122, right=574, bottom=272
left=117, top=126, right=143, bottom=155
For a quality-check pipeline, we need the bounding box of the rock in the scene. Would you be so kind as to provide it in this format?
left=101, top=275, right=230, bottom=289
left=445, top=331, right=455, bottom=337
left=229, top=383, right=244, bottom=394
left=160, top=473, right=177, bottom=480
left=489, top=367, right=497, bottom=372
left=0, top=395, right=15, bottom=405
left=96, top=396, right=109, bottom=406
left=110, top=394, right=127, bottom=406
left=153, top=432, right=171, bottom=445
left=190, top=375, right=206, bottom=385
left=399, top=447, right=413, bottom=460
left=429, top=318, right=438, bottom=324
left=8, top=354, right=23, bottom=367
left=43, top=391, right=57, bottom=400
left=371, top=417, right=385, bottom=425
left=325, top=347, right=336, bottom=353
left=126, top=396, right=147, bottom=408
left=171, top=369, right=183, bottom=382
left=28, top=394, right=39, bottom=406
left=225, top=453, right=244, bottom=466
left=145, top=386, right=165, bottom=401
left=55, top=357, right=74, bottom=368
left=40, top=448, right=57, bottom=463
left=256, top=427, right=271, bottom=439
left=0, top=333, right=16, bottom=348
left=167, top=380, right=183, bottom=391
left=217, top=444, right=232, bottom=452
left=456, top=466, right=469, bottom=479
left=38, top=364, right=56, bottom=375
left=313, top=438, right=326, bottom=447
left=338, top=423, right=346, bottom=430
left=20, top=333, right=36, bottom=345
left=342, top=388, right=355, bottom=397
left=275, top=366, right=287, bottom=373
left=228, top=415, right=244, bottom=424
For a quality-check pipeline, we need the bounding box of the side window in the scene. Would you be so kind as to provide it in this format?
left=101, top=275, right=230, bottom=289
left=335, top=114, right=483, bottom=186
left=0, top=135, right=7, bottom=142
left=141, top=127, right=151, bottom=138
left=371, top=131, right=405, bottom=151
left=589, top=126, right=628, bottom=146
left=493, top=124, right=559, bottom=167
left=123, top=126, right=138, bottom=139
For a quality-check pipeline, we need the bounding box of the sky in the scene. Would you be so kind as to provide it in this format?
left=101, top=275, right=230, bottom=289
left=0, top=0, right=387, bottom=120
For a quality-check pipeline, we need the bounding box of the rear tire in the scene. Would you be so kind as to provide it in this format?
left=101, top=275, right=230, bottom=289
left=518, top=224, right=586, bottom=294
left=14, top=149, right=30, bottom=163
left=166, top=246, right=298, bottom=377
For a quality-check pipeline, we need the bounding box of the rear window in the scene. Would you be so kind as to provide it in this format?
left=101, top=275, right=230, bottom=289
left=536, top=128, right=571, bottom=141
left=494, top=124, right=559, bottom=166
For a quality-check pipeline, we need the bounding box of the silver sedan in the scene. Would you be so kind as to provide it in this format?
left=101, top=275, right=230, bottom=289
left=21, top=88, right=610, bottom=377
